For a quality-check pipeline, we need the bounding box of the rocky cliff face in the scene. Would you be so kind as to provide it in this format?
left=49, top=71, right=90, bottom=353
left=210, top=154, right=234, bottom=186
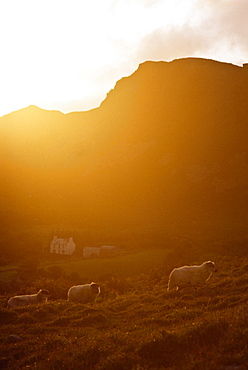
left=1, top=58, right=248, bottom=243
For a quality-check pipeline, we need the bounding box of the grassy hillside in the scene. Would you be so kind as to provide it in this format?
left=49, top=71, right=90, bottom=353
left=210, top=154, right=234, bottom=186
left=42, top=249, right=171, bottom=281
left=0, top=249, right=170, bottom=287
left=0, top=253, right=247, bottom=369
left=0, top=266, right=18, bottom=283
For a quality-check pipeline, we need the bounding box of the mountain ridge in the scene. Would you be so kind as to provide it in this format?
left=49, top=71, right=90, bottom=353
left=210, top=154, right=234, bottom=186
left=1, top=57, right=248, bottom=245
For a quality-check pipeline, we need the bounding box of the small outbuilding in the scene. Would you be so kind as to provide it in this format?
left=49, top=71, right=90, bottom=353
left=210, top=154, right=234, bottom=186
left=83, top=245, right=119, bottom=258
left=50, top=236, right=76, bottom=255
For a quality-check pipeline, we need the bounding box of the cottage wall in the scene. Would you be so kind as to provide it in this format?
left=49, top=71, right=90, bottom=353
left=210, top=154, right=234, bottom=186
left=50, top=236, right=76, bottom=255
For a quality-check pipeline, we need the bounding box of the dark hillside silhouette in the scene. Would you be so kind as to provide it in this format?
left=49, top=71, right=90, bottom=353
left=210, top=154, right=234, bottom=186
left=1, top=58, right=248, bottom=245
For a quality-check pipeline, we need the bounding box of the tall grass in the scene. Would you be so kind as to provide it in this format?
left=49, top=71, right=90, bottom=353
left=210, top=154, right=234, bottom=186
left=0, top=253, right=247, bottom=369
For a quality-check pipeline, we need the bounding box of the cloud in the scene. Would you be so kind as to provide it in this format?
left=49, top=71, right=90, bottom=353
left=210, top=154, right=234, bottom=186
left=134, top=0, right=248, bottom=66
left=197, top=0, right=248, bottom=63
left=135, top=27, right=205, bottom=63
left=204, top=0, right=248, bottom=41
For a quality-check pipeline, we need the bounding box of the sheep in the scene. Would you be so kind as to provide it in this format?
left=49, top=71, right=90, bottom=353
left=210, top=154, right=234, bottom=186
left=7, top=289, right=49, bottom=308
left=167, top=261, right=217, bottom=291
left=68, top=282, right=100, bottom=303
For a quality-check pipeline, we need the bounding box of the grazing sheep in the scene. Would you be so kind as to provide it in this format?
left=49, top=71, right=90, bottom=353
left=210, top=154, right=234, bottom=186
left=167, top=261, right=217, bottom=291
left=7, top=289, right=49, bottom=308
left=68, top=282, right=100, bottom=303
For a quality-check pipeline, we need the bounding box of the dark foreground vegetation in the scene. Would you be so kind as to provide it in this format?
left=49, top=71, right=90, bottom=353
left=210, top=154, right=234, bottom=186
left=0, top=251, right=248, bottom=370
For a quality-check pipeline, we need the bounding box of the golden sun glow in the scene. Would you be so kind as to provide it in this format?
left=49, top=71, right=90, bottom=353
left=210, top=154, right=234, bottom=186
left=0, top=0, right=247, bottom=117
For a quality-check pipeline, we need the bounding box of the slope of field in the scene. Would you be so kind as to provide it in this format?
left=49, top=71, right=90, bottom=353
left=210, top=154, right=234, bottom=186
left=0, top=253, right=247, bottom=369
left=43, top=249, right=170, bottom=281
left=0, top=266, right=19, bottom=283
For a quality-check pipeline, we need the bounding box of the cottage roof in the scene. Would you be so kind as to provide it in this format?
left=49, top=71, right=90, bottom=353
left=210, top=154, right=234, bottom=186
left=100, top=245, right=118, bottom=250
left=51, top=237, right=72, bottom=245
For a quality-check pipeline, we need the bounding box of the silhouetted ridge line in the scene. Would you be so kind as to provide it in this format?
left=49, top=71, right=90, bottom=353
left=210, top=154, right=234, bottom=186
left=1, top=57, right=248, bottom=244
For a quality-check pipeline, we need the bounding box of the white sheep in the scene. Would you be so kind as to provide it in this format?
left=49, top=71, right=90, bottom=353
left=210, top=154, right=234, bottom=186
left=68, top=282, right=100, bottom=303
left=7, top=289, right=49, bottom=308
left=167, top=261, right=217, bottom=291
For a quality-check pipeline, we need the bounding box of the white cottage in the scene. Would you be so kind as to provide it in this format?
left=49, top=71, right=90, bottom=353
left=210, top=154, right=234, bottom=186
left=50, top=236, right=76, bottom=255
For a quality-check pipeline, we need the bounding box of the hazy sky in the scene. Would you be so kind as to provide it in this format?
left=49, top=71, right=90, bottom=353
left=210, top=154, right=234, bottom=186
left=1, top=0, right=248, bottom=117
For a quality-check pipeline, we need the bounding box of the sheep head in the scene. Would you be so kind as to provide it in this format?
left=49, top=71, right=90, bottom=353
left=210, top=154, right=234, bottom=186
left=204, top=261, right=217, bottom=273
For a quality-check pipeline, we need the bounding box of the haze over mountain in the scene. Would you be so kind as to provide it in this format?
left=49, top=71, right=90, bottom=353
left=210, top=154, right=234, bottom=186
left=1, top=58, right=248, bottom=245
